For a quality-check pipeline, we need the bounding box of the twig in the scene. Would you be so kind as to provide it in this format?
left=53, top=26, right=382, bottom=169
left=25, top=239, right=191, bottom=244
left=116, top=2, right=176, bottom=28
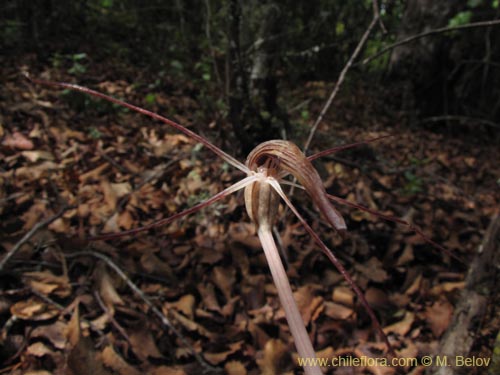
left=0, top=205, right=68, bottom=271
left=420, top=115, right=500, bottom=129
left=93, top=290, right=132, bottom=345
left=362, top=18, right=500, bottom=66
left=203, top=0, right=223, bottom=89
left=303, top=1, right=381, bottom=154
left=64, top=250, right=220, bottom=374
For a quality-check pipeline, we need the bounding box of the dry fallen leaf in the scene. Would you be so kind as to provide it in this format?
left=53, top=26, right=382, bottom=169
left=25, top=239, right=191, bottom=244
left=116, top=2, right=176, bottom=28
left=101, top=345, right=142, bottom=375
left=129, top=328, right=163, bottom=361
left=95, top=262, right=124, bottom=314
left=383, top=311, right=415, bottom=336
left=10, top=299, right=59, bottom=321
left=293, top=285, right=324, bottom=326
left=257, top=339, right=290, bottom=375
left=425, top=297, right=453, bottom=337
left=2, top=131, right=34, bottom=150
left=225, top=360, right=247, bottom=375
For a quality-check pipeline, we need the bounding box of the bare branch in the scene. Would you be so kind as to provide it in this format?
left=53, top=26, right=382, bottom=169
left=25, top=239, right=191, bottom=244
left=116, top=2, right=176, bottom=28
left=362, top=18, right=500, bottom=66
left=64, top=250, right=220, bottom=374
left=420, top=115, right=500, bottom=129
left=303, top=2, right=381, bottom=154
left=0, top=205, right=68, bottom=271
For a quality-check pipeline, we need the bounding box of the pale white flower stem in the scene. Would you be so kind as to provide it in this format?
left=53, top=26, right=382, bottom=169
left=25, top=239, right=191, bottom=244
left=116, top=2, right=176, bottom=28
left=257, top=225, right=323, bottom=375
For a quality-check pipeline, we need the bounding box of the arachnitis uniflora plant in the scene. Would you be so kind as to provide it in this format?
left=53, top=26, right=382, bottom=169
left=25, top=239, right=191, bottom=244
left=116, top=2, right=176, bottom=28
left=26, top=74, right=458, bottom=372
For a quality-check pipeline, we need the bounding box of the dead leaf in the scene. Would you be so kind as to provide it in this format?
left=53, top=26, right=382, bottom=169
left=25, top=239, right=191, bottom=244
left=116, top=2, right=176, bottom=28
left=21, top=150, right=54, bottom=162
left=354, top=257, right=389, bottom=283
left=23, top=270, right=71, bottom=298
left=101, top=345, right=141, bottom=375
left=225, top=361, right=247, bottom=375
left=66, top=304, right=81, bottom=347
left=31, top=321, right=67, bottom=349
left=323, top=301, right=354, bottom=320
left=150, top=366, right=187, bottom=375
left=212, top=266, right=235, bottom=301
left=129, top=328, right=163, bottom=361
left=293, top=285, right=324, bottom=325
left=169, top=294, right=196, bottom=320
left=383, top=311, right=415, bottom=336
left=26, top=341, right=55, bottom=357
left=257, top=339, right=290, bottom=375
left=425, top=297, right=453, bottom=337
left=10, top=299, right=59, bottom=321
left=204, top=341, right=244, bottom=365
left=95, top=262, right=124, bottom=314
left=332, top=286, right=355, bottom=307
left=2, top=131, right=34, bottom=150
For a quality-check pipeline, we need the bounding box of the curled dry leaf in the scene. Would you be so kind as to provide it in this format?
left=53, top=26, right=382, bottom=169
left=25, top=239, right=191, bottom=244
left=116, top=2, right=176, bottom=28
left=95, top=262, right=124, bottom=314
left=293, top=285, right=324, bottom=326
left=257, top=339, right=291, bottom=375
left=225, top=360, right=247, bottom=375
left=150, top=366, right=187, bottom=375
left=23, top=270, right=71, bottom=298
left=2, top=131, right=34, bottom=150
left=101, top=345, right=142, bottom=375
left=10, top=299, right=59, bottom=321
left=129, top=328, right=163, bottom=361
left=332, top=286, right=355, bottom=307
left=203, top=341, right=244, bottom=365
left=424, top=297, right=454, bottom=337
left=383, top=311, right=415, bottom=336
left=26, top=341, right=55, bottom=357
left=354, top=257, right=389, bottom=283
left=31, top=321, right=68, bottom=349
left=169, top=294, right=196, bottom=320
left=323, top=301, right=354, bottom=320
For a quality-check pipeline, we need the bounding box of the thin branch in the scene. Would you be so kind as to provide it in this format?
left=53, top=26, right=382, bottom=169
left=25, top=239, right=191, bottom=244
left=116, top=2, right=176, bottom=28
left=203, top=0, right=223, bottom=88
left=362, top=18, right=500, bottom=66
left=0, top=205, right=68, bottom=271
left=420, top=115, right=500, bottom=129
left=303, top=2, right=381, bottom=154
left=64, top=250, right=220, bottom=374
left=93, top=290, right=132, bottom=345
left=307, top=134, right=393, bottom=162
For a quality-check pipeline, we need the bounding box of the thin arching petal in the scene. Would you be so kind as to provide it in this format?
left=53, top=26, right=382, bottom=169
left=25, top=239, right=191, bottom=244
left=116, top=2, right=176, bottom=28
left=327, top=194, right=465, bottom=263
left=26, top=74, right=250, bottom=174
left=307, top=134, right=394, bottom=162
left=246, top=140, right=346, bottom=232
left=268, top=179, right=395, bottom=356
left=90, top=175, right=259, bottom=241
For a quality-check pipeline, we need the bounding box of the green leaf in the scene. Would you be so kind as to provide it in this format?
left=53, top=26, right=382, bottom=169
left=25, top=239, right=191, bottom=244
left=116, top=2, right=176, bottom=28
left=145, top=93, right=156, bottom=104
left=467, top=0, right=483, bottom=7
left=335, top=22, right=345, bottom=36
left=493, top=0, right=499, bottom=8
left=448, top=11, right=472, bottom=27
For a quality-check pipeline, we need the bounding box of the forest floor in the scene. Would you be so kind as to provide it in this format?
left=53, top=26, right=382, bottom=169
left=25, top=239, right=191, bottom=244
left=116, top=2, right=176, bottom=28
left=1, top=56, right=499, bottom=375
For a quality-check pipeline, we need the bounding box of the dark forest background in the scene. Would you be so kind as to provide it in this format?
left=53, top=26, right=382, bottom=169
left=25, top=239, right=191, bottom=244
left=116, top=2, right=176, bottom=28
left=2, top=0, right=500, bottom=148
